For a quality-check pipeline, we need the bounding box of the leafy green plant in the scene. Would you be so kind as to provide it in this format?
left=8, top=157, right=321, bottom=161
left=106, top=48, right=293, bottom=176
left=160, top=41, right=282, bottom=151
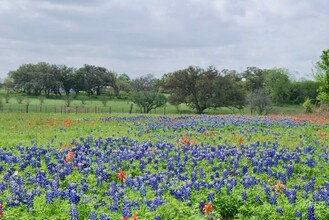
left=303, top=97, right=313, bottom=113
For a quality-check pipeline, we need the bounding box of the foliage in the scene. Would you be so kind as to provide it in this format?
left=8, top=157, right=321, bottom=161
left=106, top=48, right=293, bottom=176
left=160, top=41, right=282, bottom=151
left=290, top=80, right=319, bottom=104
left=0, top=114, right=329, bottom=219
left=4, top=93, right=11, bottom=103
left=16, top=95, right=24, bottom=104
left=38, top=96, right=45, bottom=105
left=242, top=67, right=267, bottom=91
left=132, top=91, right=167, bottom=113
left=247, top=89, right=272, bottom=115
left=163, top=66, right=245, bottom=114
left=315, top=49, right=329, bottom=104
left=99, top=96, right=109, bottom=107
left=264, top=68, right=291, bottom=105
left=303, top=97, right=313, bottom=113
left=64, top=94, right=74, bottom=107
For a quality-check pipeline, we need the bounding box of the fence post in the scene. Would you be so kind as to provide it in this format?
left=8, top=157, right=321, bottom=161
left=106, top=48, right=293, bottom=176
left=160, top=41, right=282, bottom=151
left=54, top=107, right=56, bottom=113
left=61, top=105, right=63, bottom=114
left=164, top=104, right=166, bottom=115
left=109, top=106, right=111, bottom=114
left=26, top=104, right=29, bottom=113
left=129, top=103, right=133, bottom=114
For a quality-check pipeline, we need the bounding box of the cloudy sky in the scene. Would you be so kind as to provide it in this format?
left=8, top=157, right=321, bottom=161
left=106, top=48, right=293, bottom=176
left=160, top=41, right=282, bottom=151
left=0, top=0, right=328, bottom=79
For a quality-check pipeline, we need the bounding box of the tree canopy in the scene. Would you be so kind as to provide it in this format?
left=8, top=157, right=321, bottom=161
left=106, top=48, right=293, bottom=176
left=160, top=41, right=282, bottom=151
left=163, top=66, right=246, bottom=114
left=315, top=49, right=329, bottom=104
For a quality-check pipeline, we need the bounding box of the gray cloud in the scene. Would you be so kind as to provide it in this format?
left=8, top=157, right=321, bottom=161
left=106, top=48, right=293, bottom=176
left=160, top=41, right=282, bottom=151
left=0, top=0, right=328, bottom=79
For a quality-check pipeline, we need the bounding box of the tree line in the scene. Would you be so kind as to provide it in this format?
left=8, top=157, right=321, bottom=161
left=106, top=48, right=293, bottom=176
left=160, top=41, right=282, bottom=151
left=1, top=50, right=328, bottom=114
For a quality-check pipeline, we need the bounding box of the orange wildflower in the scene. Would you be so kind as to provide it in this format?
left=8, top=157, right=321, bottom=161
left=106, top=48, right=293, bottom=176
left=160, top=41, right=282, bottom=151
left=117, top=170, right=127, bottom=181
left=203, top=203, right=213, bottom=214
left=131, top=214, right=138, bottom=220
left=238, top=137, right=243, bottom=145
left=65, top=151, right=74, bottom=162
left=273, top=181, right=286, bottom=191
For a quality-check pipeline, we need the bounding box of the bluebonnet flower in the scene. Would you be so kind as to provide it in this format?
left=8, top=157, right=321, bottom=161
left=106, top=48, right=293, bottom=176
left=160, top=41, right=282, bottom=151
left=313, top=192, right=320, bottom=203
left=199, top=200, right=205, bottom=213
left=68, top=190, right=80, bottom=204
left=89, top=211, right=98, bottom=220
left=121, top=198, right=131, bottom=218
left=276, top=208, right=283, bottom=214
left=286, top=165, right=294, bottom=178
left=281, top=173, right=287, bottom=185
left=287, top=189, right=297, bottom=204
left=241, top=191, right=247, bottom=203
left=46, top=190, right=53, bottom=204
left=226, top=183, right=233, bottom=195
left=139, top=187, right=146, bottom=197
left=70, top=204, right=79, bottom=220
left=296, top=210, right=302, bottom=218
left=255, top=195, right=261, bottom=203
left=99, top=213, right=111, bottom=220
left=269, top=194, right=277, bottom=206
left=208, top=192, right=215, bottom=202
left=241, top=164, right=248, bottom=176
left=307, top=204, right=317, bottom=220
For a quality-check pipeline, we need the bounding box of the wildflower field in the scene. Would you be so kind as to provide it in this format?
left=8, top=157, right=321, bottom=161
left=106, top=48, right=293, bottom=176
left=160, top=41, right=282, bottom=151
left=0, top=113, right=329, bottom=219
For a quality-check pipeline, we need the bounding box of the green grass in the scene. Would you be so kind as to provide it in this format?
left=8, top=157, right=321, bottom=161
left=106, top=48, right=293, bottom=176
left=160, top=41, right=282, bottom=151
left=0, top=96, right=305, bottom=115
left=0, top=113, right=329, bottom=219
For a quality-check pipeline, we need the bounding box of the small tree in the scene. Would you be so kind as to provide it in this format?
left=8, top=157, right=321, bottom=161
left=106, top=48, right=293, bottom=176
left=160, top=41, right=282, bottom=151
left=315, top=49, right=329, bottom=104
left=64, top=94, right=73, bottom=107
left=303, top=98, right=313, bottom=113
left=16, top=95, right=24, bottom=104
left=99, top=96, right=109, bottom=107
left=79, top=95, right=88, bottom=105
left=0, top=97, right=3, bottom=111
left=247, top=89, right=272, bottom=115
left=4, top=93, right=10, bottom=103
left=132, top=91, right=167, bottom=113
left=25, top=97, right=32, bottom=105
left=39, top=96, right=45, bottom=105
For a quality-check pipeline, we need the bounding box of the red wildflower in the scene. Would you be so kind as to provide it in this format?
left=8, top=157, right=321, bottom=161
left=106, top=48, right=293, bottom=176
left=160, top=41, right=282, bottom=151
left=65, top=151, right=74, bottom=162
left=274, top=181, right=286, bottom=191
left=203, top=203, right=213, bottom=214
left=121, top=218, right=128, bottom=220
left=117, top=170, right=127, bottom=181
left=238, top=137, right=243, bottom=145
left=131, top=214, right=138, bottom=220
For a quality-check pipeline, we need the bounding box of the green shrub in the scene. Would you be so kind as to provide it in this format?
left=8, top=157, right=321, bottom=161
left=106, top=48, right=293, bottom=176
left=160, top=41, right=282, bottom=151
left=303, top=97, right=313, bottom=113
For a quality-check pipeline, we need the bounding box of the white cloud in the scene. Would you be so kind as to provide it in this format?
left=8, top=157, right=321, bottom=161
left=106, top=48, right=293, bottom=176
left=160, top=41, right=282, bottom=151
left=0, top=0, right=328, bottom=79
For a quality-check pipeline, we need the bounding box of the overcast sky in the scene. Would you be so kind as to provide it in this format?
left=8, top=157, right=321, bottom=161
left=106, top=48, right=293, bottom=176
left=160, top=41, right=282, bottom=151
left=0, top=0, right=328, bottom=79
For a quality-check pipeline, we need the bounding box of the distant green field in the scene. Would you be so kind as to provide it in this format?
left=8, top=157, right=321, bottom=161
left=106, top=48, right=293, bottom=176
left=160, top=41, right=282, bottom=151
left=0, top=95, right=305, bottom=115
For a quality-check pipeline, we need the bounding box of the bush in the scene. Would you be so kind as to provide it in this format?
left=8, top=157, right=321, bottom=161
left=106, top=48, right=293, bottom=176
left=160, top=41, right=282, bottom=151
left=303, top=98, right=313, bottom=113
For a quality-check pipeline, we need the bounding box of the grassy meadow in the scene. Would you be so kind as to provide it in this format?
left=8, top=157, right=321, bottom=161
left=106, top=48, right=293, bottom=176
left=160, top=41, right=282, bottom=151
left=0, top=112, right=328, bottom=219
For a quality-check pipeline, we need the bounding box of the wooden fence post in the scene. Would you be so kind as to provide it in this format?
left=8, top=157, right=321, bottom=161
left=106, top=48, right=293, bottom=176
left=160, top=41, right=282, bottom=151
left=129, top=103, right=133, bottom=114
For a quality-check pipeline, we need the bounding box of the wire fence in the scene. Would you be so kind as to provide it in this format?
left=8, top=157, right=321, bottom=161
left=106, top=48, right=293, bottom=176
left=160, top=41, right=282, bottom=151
left=0, top=104, right=170, bottom=114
